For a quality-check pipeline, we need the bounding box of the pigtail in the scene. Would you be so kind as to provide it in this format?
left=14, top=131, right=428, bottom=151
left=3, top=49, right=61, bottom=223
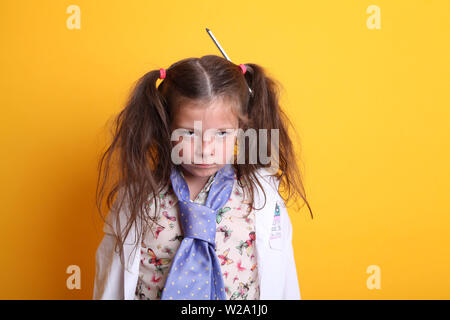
left=96, top=69, right=173, bottom=272
left=240, top=63, right=314, bottom=219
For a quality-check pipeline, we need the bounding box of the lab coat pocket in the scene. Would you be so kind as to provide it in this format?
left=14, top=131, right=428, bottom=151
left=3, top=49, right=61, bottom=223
left=269, top=202, right=283, bottom=250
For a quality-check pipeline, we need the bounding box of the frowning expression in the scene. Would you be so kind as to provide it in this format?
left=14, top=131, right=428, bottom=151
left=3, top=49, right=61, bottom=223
left=170, top=98, right=239, bottom=178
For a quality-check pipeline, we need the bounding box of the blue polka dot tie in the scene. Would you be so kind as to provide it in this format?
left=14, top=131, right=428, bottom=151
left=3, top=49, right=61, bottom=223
left=160, top=163, right=235, bottom=300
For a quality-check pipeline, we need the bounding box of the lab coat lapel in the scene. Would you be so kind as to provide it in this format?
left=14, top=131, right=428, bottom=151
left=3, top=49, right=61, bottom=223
left=253, top=168, right=285, bottom=299
left=122, top=240, right=140, bottom=300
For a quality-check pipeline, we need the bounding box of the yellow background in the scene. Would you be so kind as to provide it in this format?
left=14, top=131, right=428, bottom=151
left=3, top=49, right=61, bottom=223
left=0, top=0, right=449, bottom=299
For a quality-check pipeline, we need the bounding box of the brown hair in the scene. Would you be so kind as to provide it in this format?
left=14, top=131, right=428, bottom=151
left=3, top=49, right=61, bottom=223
left=95, top=55, right=313, bottom=270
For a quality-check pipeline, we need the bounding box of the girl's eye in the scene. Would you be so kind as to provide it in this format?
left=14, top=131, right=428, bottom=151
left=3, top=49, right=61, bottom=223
left=216, top=131, right=228, bottom=137
left=183, top=130, right=195, bottom=137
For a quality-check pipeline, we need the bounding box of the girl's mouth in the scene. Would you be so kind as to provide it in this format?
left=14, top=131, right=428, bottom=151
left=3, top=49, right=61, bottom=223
left=194, top=164, right=215, bottom=168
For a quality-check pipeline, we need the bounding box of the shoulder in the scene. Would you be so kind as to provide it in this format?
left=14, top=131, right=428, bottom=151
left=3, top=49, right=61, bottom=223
left=103, top=187, right=130, bottom=236
left=253, top=167, right=281, bottom=197
left=247, top=167, right=283, bottom=220
left=103, top=184, right=169, bottom=236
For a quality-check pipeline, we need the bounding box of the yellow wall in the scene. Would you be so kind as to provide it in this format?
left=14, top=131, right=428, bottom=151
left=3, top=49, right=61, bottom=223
left=0, top=0, right=448, bottom=299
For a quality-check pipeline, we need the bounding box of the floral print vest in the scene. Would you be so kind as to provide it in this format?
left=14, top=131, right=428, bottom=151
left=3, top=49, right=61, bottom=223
left=134, top=169, right=260, bottom=300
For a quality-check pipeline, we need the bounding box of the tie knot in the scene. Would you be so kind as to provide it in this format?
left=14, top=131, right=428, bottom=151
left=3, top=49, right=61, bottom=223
left=178, top=201, right=217, bottom=246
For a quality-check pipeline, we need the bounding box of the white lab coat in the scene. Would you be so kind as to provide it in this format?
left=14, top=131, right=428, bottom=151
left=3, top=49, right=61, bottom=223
left=93, top=167, right=301, bottom=300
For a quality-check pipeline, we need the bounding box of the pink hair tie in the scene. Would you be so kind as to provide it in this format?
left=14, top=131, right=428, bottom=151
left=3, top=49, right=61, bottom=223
left=239, top=64, right=247, bottom=74
left=159, top=68, right=166, bottom=79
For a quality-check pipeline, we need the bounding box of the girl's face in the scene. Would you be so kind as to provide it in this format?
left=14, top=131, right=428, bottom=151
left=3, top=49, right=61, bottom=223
left=170, top=98, right=239, bottom=178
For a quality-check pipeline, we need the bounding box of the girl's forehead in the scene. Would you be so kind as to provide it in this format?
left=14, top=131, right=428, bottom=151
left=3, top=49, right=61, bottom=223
left=171, top=99, right=239, bottom=129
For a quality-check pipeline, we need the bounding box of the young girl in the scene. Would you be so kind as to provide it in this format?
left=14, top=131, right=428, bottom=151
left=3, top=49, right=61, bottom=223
left=93, top=55, right=313, bottom=300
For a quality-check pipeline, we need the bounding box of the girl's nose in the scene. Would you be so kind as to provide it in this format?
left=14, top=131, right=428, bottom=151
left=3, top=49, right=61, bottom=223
left=203, top=134, right=216, bottom=157
left=195, top=134, right=215, bottom=159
